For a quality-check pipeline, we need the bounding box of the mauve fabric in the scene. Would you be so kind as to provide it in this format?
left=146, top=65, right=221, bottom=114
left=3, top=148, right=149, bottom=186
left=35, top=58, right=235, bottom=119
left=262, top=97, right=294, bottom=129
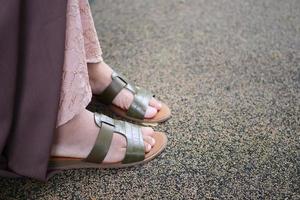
left=0, top=0, right=67, bottom=180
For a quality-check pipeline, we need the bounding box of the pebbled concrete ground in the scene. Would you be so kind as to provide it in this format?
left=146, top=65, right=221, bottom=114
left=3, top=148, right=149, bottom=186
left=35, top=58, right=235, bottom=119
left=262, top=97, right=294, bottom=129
left=1, top=0, right=299, bottom=199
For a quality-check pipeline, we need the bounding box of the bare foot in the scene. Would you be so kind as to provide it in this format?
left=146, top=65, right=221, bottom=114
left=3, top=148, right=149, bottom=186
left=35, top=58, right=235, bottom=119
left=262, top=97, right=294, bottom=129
left=51, top=110, right=155, bottom=163
left=87, top=62, right=162, bottom=118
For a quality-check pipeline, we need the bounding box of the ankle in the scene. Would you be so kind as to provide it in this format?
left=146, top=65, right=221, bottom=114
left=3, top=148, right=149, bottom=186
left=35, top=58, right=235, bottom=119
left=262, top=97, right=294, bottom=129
left=51, top=110, right=99, bottom=158
left=87, top=62, right=113, bottom=94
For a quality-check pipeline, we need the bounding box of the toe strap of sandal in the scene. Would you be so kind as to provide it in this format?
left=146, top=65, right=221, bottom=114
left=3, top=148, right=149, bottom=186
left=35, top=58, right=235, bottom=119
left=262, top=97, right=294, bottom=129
left=116, top=120, right=145, bottom=163
left=86, top=113, right=145, bottom=164
left=94, top=71, right=154, bottom=119
left=127, top=88, right=153, bottom=119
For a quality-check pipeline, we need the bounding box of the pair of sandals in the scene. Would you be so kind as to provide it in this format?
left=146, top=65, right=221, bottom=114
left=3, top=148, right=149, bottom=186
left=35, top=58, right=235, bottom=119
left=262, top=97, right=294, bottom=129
left=49, top=71, right=171, bottom=170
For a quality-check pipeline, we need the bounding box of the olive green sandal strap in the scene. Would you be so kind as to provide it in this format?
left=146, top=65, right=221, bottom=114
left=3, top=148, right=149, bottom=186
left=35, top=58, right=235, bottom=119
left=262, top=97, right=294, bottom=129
left=95, top=72, right=127, bottom=104
left=114, top=119, right=145, bottom=163
left=127, top=88, right=153, bottom=119
left=85, top=115, right=114, bottom=163
left=87, top=113, right=145, bottom=164
left=93, top=71, right=154, bottom=120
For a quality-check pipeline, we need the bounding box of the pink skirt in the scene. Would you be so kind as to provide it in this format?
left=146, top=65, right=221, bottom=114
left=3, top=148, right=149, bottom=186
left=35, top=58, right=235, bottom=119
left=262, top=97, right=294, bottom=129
left=57, top=0, right=103, bottom=126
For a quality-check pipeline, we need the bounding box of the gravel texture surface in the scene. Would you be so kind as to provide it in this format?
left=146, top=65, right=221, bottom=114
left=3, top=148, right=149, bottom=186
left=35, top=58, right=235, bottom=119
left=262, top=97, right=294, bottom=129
left=1, top=0, right=299, bottom=199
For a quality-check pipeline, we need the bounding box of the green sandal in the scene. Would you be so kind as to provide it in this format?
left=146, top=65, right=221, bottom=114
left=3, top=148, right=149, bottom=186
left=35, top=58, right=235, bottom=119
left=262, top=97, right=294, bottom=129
left=87, top=71, right=171, bottom=124
left=48, top=113, right=167, bottom=170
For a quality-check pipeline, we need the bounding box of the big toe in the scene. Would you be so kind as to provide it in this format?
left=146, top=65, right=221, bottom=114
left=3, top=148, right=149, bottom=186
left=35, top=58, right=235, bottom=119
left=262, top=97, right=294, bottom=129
left=149, top=98, right=162, bottom=110
left=144, top=106, right=158, bottom=118
left=141, top=127, right=155, bottom=136
left=141, top=127, right=155, bottom=152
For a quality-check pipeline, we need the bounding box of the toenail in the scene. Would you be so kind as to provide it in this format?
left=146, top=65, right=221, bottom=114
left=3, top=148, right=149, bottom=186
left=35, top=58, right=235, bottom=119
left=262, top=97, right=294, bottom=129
left=151, top=138, right=155, bottom=145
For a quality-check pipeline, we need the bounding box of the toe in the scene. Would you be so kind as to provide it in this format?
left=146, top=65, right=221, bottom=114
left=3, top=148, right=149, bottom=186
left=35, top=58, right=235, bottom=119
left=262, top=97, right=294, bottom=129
left=141, top=127, right=155, bottom=136
left=149, top=98, right=162, bottom=110
left=142, top=128, right=156, bottom=152
left=144, top=106, right=157, bottom=118
left=144, top=142, right=152, bottom=152
left=144, top=136, right=155, bottom=147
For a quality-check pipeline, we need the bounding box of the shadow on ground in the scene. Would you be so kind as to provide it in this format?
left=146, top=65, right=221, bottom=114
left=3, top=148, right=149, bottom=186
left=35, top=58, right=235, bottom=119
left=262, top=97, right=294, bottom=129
left=1, top=0, right=299, bottom=199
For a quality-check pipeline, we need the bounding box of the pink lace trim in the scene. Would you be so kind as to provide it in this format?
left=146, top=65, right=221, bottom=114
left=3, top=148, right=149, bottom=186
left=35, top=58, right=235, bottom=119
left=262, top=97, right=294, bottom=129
left=57, top=0, right=103, bottom=127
